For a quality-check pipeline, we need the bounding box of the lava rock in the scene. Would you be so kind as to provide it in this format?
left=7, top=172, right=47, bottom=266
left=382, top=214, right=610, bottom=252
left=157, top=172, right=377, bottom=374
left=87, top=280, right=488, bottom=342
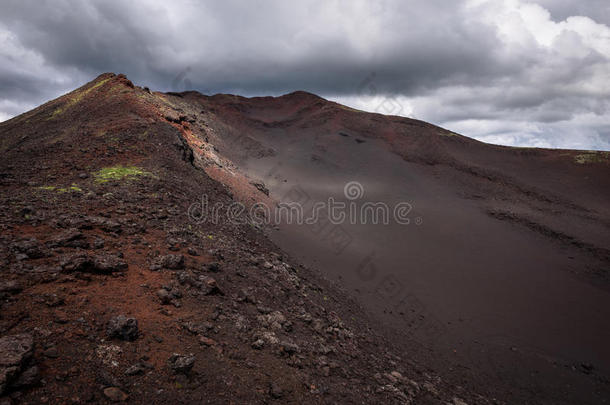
left=269, top=382, right=284, bottom=398
left=0, top=281, right=22, bottom=295
left=198, top=336, right=216, bottom=347
left=157, top=285, right=182, bottom=306
left=251, top=181, right=270, bottom=196
left=12, top=239, right=47, bottom=259
left=280, top=341, right=299, bottom=355
left=168, top=354, right=195, bottom=374
left=125, top=364, right=145, bottom=376
left=93, top=237, right=105, bottom=249
left=159, top=254, right=185, bottom=270
left=87, top=216, right=122, bottom=233
left=205, top=262, right=221, bottom=272
left=157, top=289, right=171, bottom=304
left=93, top=254, right=128, bottom=273
left=200, top=276, right=222, bottom=295
left=42, top=293, right=65, bottom=307
left=51, top=229, right=89, bottom=248
left=103, top=386, right=128, bottom=402
left=59, top=253, right=94, bottom=272
left=60, top=253, right=127, bottom=273
left=43, top=347, right=59, bottom=358
left=0, top=334, right=34, bottom=395
left=182, top=321, right=213, bottom=335
left=107, top=315, right=139, bottom=341
left=258, top=311, right=287, bottom=330
left=11, top=366, right=40, bottom=389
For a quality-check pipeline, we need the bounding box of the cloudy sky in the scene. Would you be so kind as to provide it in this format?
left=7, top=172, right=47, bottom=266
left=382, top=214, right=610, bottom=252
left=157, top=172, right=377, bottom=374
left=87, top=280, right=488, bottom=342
left=1, top=0, right=609, bottom=150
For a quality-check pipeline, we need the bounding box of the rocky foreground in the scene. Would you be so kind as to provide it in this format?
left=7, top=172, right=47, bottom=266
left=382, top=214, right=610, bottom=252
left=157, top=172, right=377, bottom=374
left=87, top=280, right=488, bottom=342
left=0, top=74, right=493, bottom=404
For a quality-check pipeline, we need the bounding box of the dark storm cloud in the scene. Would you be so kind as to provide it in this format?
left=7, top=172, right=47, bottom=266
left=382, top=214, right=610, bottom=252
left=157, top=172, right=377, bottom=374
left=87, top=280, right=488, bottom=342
left=0, top=0, right=609, bottom=149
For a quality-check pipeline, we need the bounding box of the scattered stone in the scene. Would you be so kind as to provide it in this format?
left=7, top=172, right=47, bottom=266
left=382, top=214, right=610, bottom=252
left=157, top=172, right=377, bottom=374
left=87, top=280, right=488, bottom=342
left=11, top=366, right=40, bottom=388
left=53, top=312, right=69, bottom=324
left=258, top=311, right=287, bottom=330
left=51, top=229, right=89, bottom=248
left=269, top=382, right=284, bottom=399
left=200, top=276, right=221, bottom=295
left=157, top=285, right=182, bottom=306
left=423, top=382, right=439, bottom=396
left=0, top=334, right=35, bottom=395
left=12, top=239, right=46, bottom=259
left=95, top=345, right=122, bottom=367
left=125, top=364, right=145, bottom=376
left=42, top=293, right=64, bottom=307
left=158, top=254, right=185, bottom=270
left=234, top=315, right=250, bottom=332
left=187, top=247, right=199, bottom=256
left=93, top=237, right=105, bottom=249
left=282, top=321, right=294, bottom=333
left=390, top=371, right=403, bottom=381
left=156, top=289, right=171, bottom=304
left=103, top=387, right=128, bottom=402
left=198, top=336, right=216, bottom=347
left=205, top=262, right=221, bottom=272
left=93, top=254, right=128, bottom=273
left=88, top=216, right=122, bottom=234
left=183, top=321, right=213, bottom=335
left=176, top=271, right=197, bottom=287
left=43, top=347, right=59, bottom=358
left=258, top=331, right=279, bottom=345
left=60, top=253, right=127, bottom=273
left=251, top=181, right=270, bottom=196
left=0, top=281, right=22, bottom=295
left=280, top=341, right=299, bottom=355
left=236, top=288, right=255, bottom=303
left=107, top=315, right=139, bottom=341
left=78, top=173, right=89, bottom=179
left=580, top=363, right=594, bottom=375
left=168, top=354, right=195, bottom=374
left=256, top=306, right=273, bottom=314
left=251, top=339, right=265, bottom=350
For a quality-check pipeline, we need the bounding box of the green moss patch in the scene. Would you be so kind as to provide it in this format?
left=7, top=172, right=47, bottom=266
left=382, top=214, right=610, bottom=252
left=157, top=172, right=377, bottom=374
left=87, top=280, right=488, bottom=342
left=48, top=77, right=112, bottom=119
left=93, top=165, right=153, bottom=182
left=37, top=183, right=82, bottom=193
left=574, top=151, right=610, bottom=164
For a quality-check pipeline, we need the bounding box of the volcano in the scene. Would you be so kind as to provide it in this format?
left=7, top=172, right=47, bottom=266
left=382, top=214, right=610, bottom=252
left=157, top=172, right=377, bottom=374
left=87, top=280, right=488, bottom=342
left=1, top=73, right=609, bottom=404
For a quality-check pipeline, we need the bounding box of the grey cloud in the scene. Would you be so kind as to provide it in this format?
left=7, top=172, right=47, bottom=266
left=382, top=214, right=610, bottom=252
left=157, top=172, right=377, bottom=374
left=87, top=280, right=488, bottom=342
left=0, top=0, right=608, bottom=150
left=534, top=0, right=610, bottom=24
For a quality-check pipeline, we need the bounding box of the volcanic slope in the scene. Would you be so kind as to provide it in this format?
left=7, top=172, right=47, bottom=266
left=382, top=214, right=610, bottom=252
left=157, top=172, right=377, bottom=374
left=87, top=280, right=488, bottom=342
left=153, top=84, right=610, bottom=404
left=2, top=72, right=610, bottom=404
left=0, top=73, right=494, bottom=404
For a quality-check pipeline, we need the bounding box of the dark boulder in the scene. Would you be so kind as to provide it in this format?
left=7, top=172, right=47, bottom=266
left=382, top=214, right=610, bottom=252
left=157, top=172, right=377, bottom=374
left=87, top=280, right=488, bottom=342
left=168, top=354, right=195, bottom=374
left=107, top=315, right=139, bottom=341
left=0, top=334, right=35, bottom=395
